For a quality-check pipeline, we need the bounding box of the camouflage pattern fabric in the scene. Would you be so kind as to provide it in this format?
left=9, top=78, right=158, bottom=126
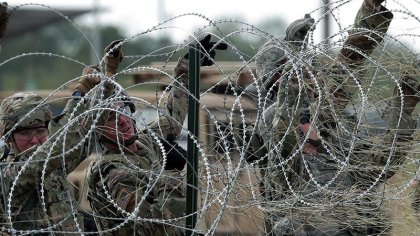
left=414, top=178, right=420, bottom=221
left=0, top=92, right=52, bottom=140
left=245, top=12, right=315, bottom=162
left=263, top=2, right=418, bottom=235
left=244, top=18, right=317, bottom=233
left=88, top=145, right=186, bottom=236
left=87, top=57, right=189, bottom=235
left=255, top=40, right=287, bottom=97
left=0, top=98, right=89, bottom=235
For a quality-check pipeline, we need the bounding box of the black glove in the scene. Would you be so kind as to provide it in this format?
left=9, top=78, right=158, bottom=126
left=0, top=2, right=10, bottom=39
left=161, top=138, right=187, bottom=171
left=183, top=34, right=228, bottom=66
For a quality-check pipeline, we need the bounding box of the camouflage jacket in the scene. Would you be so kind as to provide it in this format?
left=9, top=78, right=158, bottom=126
left=269, top=1, right=395, bottom=185
left=87, top=58, right=189, bottom=236
left=0, top=98, right=88, bottom=235
left=264, top=3, right=405, bottom=235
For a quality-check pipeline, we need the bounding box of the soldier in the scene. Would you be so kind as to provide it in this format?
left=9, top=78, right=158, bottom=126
left=265, top=0, right=419, bottom=235
left=85, top=36, right=227, bottom=235
left=1, top=5, right=93, bottom=234
left=0, top=88, right=93, bottom=235
left=410, top=83, right=420, bottom=222
left=245, top=13, right=315, bottom=163
left=241, top=14, right=315, bottom=235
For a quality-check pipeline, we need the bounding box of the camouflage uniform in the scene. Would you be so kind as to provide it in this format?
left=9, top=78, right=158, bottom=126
left=411, top=119, right=420, bottom=221
left=414, top=170, right=420, bottom=221
left=244, top=14, right=315, bottom=235
left=264, top=1, right=418, bottom=235
left=87, top=57, right=189, bottom=236
left=246, top=12, right=315, bottom=161
left=245, top=41, right=288, bottom=164
left=0, top=92, right=88, bottom=235
left=245, top=12, right=315, bottom=162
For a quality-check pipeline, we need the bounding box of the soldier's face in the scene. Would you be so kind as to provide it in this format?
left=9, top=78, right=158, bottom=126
left=103, top=106, right=136, bottom=143
left=11, top=124, right=48, bottom=153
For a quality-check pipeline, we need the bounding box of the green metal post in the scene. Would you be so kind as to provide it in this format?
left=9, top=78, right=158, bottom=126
left=186, top=44, right=200, bottom=236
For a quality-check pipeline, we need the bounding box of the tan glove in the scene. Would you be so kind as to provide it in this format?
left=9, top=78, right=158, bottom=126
left=104, top=39, right=124, bottom=77
left=0, top=2, right=10, bottom=40
left=76, top=65, right=101, bottom=95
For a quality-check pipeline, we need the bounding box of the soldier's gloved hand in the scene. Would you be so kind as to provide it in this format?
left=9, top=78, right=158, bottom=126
left=183, top=34, right=228, bottom=66
left=0, top=2, right=10, bottom=40
left=364, top=0, right=385, bottom=12
left=285, top=14, right=315, bottom=46
left=104, top=39, right=124, bottom=76
left=76, top=65, right=101, bottom=96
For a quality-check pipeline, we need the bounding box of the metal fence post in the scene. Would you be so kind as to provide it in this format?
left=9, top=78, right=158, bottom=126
left=186, top=43, right=200, bottom=236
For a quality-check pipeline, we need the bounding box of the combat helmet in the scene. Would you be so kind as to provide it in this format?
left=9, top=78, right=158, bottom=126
left=0, top=92, right=52, bottom=139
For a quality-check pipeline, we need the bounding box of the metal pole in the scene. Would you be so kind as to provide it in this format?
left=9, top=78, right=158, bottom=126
left=186, top=44, right=200, bottom=236
left=322, top=0, right=331, bottom=47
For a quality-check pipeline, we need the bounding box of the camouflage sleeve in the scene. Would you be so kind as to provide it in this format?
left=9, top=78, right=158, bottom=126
left=328, top=3, right=393, bottom=109
left=46, top=98, right=88, bottom=174
left=152, top=170, right=186, bottom=226
left=89, top=157, right=184, bottom=235
left=147, top=57, right=189, bottom=141
left=272, top=73, right=302, bottom=149
left=245, top=103, right=278, bottom=163
left=337, top=3, right=393, bottom=67
left=88, top=159, right=156, bottom=235
left=105, top=164, right=153, bottom=214
left=362, top=100, right=416, bottom=174
left=49, top=98, right=85, bottom=136
left=352, top=102, right=416, bottom=179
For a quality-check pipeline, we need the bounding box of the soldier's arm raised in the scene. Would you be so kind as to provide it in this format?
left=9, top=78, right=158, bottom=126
left=148, top=34, right=228, bottom=141
left=337, top=0, right=393, bottom=67
left=328, top=0, right=394, bottom=110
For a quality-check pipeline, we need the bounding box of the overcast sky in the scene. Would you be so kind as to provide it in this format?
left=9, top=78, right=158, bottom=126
left=5, top=0, right=420, bottom=48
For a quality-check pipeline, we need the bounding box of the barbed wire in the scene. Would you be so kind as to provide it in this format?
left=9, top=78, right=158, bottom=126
left=1, top=0, right=420, bottom=235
